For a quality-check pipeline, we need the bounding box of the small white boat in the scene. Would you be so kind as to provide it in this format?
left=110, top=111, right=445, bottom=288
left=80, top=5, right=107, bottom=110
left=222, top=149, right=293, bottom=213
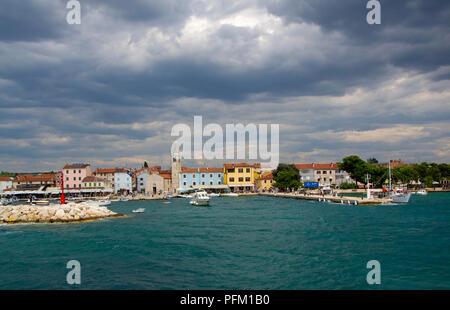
left=132, top=208, right=145, bottom=213
left=120, top=198, right=129, bottom=202
left=392, top=193, right=411, bottom=204
left=208, top=193, right=220, bottom=197
left=97, top=200, right=111, bottom=206
left=416, top=189, right=428, bottom=196
left=177, top=194, right=193, bottom=198
left=221, top=193, right=239, bottom=197
left=190, top=191, right=210, bottom=206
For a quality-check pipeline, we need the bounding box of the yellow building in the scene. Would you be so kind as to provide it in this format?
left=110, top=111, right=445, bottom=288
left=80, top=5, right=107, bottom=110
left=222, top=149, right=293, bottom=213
left=256, top=172, right=274, bottom=192
left=224, top=163, right=261, bottom=192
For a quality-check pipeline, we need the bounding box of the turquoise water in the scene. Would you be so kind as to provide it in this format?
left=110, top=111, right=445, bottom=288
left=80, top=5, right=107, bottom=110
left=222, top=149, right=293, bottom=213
left=1, top=193, right=449, bottom=289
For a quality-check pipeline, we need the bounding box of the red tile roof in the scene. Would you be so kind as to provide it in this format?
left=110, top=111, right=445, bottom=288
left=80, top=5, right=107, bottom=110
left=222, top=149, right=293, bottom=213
left=95, top=168, right=127, bottom=174
left=224, top=163, right=261, bottom=169
left=259, top=172, right=273, bottom=180
left=295, top=163, right=339, bottom=170
left=181, top=167, right=223, bottom=173
left=14, top=174, right=57, bottom=183
left=82, top=176, right=105, bottom=183
left=159, top=174, right=172, bottom=179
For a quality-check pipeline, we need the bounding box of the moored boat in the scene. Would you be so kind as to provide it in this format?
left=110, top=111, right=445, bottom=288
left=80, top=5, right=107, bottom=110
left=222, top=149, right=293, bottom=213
left=416, top=189, right=428, bottom=196
left=190, top=191, right=210, bottom=206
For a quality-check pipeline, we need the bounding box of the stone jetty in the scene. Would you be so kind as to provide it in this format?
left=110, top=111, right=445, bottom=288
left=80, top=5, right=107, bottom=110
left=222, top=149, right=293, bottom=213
left=0, top=202, right=122, bottom=224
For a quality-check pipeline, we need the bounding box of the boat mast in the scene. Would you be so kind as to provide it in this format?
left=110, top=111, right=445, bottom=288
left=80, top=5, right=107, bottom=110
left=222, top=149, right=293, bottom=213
left=388, top=160, right=392, bottom=191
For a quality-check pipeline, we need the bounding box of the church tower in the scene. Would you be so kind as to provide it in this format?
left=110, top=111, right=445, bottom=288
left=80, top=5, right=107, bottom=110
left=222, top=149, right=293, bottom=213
left=171, top=151, right=181, bottom=194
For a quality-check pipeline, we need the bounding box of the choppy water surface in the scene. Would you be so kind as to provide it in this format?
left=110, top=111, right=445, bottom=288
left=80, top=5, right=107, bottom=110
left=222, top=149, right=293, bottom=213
left=1, top=193, right=449, bottom=289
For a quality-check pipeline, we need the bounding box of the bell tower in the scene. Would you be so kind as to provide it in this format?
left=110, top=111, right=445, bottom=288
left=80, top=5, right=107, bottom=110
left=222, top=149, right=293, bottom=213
left=171, top=151, right=181, bottom=194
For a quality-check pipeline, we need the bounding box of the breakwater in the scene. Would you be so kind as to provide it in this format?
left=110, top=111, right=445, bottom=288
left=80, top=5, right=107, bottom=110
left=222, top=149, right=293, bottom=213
left=259, top=192, right=390, bottom=205
left=0, top=202, right=122, bottom=224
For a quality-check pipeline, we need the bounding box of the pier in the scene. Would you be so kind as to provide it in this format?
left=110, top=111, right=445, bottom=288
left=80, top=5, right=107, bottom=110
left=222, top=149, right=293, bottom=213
left=259, top=192, right=391, bottom=205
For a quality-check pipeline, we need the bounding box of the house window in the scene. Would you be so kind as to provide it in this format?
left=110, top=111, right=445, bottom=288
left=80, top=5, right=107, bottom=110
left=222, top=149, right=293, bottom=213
left=73, top=170, right=76, bottom=173
left=218, top=181, right=221, bottom=185
left=79, top=177, right=81, bottom=180
left=317, top=171, right=321, bottom=174
left=202, top=182, right=205, bottom=185
left=66, top=170, right=69, bottom=174
left=246, top=168, right=250, bottom=173
left=183, top=175, right=186, bottom=178
left=79, top=184, right=81, bottom=188
left=66, top=177, right=69, bottom=181
left=193, top=174, right=196, bottom=178
left=210, top=181, right=213, bottom=185
left=193, top=182, right=196, bottom=186
left=264, top=180, right=267, bottom=184
left=230, top=177, right=235, bottom=182
left=183, top=182, right=186, bottom=186
left=239, top=177, right=244, bottom=182
left=238, top=168, right=243, bottom=173
left=79, top=170, right=81, bottom=173
left=218, top=174, right=221, bottom=178
left=210, top=174, right=213, bottom=178
left=202, top=174, right=205, bottom=178
left=73, top=177, right=76, bottom=181
left=245, top=177, right=251, bottom=182
left=323, top=171, right=327, bottom=174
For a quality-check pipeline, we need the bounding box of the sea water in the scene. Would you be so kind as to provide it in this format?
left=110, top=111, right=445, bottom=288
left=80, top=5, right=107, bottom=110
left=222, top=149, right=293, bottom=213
left=0, top=193, right=449, bottom=289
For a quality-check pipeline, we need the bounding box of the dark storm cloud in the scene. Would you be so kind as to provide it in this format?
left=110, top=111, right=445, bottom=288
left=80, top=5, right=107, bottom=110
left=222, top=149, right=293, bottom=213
left=0, top=0, right=69, bottom=42
left=0, top=0, right=449, bottom=170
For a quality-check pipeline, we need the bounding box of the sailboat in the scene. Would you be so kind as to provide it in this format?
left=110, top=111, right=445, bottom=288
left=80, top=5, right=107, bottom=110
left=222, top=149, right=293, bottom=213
left=388, top=161, right=411, bottom=204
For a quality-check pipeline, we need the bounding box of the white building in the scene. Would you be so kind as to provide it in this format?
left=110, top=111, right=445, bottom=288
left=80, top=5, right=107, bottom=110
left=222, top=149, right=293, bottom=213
left=114, top=171, right=132, bottom=194
left=0, top=176, right=13, bottom=193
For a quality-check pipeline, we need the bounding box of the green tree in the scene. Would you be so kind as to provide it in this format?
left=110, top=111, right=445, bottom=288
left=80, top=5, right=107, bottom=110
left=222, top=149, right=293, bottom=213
left=144, top=161, right=149, bottom=168
left=272, top=164, right=302, bottom=191
left=339, top=155, right=370, bottom=184
left=367, top=158, right=379, bottom=165
left=423, top=176, right=433, bottom=187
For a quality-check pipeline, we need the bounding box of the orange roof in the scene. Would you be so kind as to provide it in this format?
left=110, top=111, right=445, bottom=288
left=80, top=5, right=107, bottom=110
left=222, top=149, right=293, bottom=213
left=295, top=163, right=339, bottom=170
left=259, top=172, right=273, bottom=180
left=14, top=174, right=57, bottom=183
left=159, top=174, right=172, bottom=179
left=82, top=176, right=105, bottom=182
left=181, top=167, right=223, bottom=173
left=0, top=176, right=12, bottom=181
left=95, top=168, right=127, bottom=174
left=224, top=163, right=261, bottom=169
left=135, top=166, right=161, bottom=175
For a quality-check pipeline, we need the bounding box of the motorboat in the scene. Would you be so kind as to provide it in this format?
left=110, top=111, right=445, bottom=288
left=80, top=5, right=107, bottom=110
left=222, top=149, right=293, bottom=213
left=416, top=189, right=428, bottom=196
left=207, top=193, right=220, bottom=197
left=132, top=208, right=145, bottom=213
left=120, top=197, right=130, bottom=202
left=391, top=188, right=411, bottom=204
left=190, top=191, right=210, bottom=206
left=177, top=194, right=193, bottom=198
left=97, top=200, right=111, bottom=206
left=221, top=193, right=239, bottom=197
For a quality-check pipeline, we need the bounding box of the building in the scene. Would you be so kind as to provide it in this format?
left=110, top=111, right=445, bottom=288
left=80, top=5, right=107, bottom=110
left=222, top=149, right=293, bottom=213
left=0, top=176, right=13, bottom=193
left=295, top=163, right=339, bottom=187
left=63, top=164, right=92, bottom=190
left=13, top=173, right=58, bottom=191
left=224, top=163, right=261, bottom=192
left=179, top=167, right=224, bottom=191
left=256, top=172, right=274, bottom=192
left=171, top=152, right=182, bottom=193
left=81, top=176, right=112, bottom=191
left=94, top=168, right=132, bottom=194
left=135, top=166, right=161, bottom=193
left=145, top=172, right=172, bottom=195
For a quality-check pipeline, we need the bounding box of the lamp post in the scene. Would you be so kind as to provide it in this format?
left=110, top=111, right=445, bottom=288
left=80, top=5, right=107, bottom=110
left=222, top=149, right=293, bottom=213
left=60, top=172, right=66, bottom=205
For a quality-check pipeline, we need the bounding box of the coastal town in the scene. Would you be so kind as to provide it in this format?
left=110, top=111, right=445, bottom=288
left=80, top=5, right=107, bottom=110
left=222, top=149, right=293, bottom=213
left=1, top=153, right=448, bottom=203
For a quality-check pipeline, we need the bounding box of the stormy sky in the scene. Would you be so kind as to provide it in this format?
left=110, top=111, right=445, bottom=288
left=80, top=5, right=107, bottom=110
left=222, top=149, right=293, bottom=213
left=0, top=0, right=449, bottom=172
